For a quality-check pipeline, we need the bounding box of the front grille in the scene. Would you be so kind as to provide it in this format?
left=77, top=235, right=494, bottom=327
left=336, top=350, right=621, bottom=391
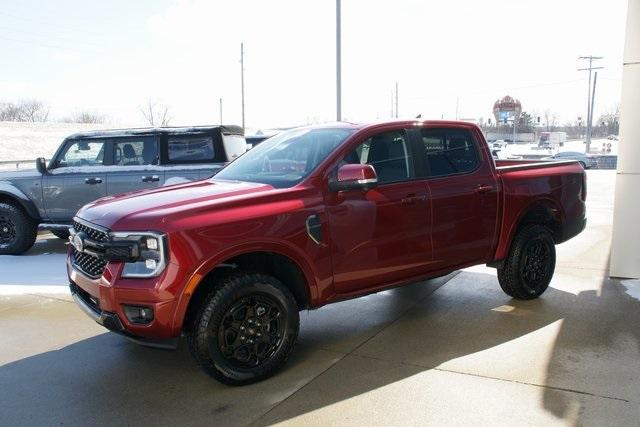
left=72, top=220, right=109, bottom=278
left=73, top=220, right=109, bottom=242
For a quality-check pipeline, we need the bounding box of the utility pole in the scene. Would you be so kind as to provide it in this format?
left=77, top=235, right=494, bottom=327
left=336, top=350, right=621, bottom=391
left=240, top=42, right=246, bottom=130
left=590, top=72, right=598, bottom=141
left=578, top=56, right=603, bottom=153
left=390, top=90, right=394, bottom=118
left=395, top=81, right=399, bottom=118
left=336, top=0, right=342, bottom=121
left=219, top=98, right=223, bottom=125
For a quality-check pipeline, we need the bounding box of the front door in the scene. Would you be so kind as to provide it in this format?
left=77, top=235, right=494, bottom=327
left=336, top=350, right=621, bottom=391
left=327, top=129, right=432, bottom=294
left=417, top=126, right=499, bottom=267
left=43, top=138, right=108, bottom=221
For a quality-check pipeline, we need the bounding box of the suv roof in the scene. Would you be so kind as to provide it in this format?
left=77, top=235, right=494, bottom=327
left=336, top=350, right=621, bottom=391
left=65, top=125, right=244, bottom=140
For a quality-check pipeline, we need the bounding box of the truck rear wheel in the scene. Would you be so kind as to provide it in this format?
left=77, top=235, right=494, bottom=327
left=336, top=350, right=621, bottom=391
left=188, top=272, right=300, bottom=386
left=497, top=225, right=555, bottom=300
left=0, top=202, right=37, bottom=255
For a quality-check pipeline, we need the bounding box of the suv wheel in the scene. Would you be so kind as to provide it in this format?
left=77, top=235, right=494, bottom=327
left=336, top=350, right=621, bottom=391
left=0, top=202, right=37, bottom=255
left=497, top=225, right=555, bottom=300
left=189, top=272, right=299, bottom=385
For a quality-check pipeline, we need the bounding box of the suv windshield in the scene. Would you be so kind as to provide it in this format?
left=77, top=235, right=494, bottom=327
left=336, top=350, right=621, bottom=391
left=214, top=127, right=355, bottom=188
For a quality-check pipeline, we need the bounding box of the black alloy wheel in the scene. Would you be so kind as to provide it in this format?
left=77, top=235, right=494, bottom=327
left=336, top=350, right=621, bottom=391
left=497, top=224, right=556, bottom=300
left=0, top=214, right=16, bottom=246
left=216, top=294, right=286, bottom=368
left=519, top=237, right=553, bottom=293
left=189, top=272, right=299, bottom=385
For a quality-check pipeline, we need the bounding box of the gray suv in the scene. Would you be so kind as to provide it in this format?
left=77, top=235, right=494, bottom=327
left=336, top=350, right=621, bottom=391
left=0, top=125, right=247, bottom=254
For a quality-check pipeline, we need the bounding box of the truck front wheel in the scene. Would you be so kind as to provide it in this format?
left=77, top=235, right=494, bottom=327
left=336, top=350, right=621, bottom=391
left=188, top=272, right=300, bottom=385
left=497, top=225, right=556, bottom=300
left=0, top=202, right=37, bottom=255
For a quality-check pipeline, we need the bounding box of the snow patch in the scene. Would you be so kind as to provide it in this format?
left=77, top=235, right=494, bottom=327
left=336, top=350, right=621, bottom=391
left=621, top=280, right=640, bottom=301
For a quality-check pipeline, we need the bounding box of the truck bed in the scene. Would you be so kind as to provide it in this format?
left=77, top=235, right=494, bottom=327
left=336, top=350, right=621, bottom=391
left=491, top=158, right=586, bottom=261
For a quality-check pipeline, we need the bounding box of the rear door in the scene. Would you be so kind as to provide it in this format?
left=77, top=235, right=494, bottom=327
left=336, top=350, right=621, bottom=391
left=416, top=126, right=499, bottom=267
left=43, top=138, right=108, bottom=220
left=106, top=136, right=165, bottom=196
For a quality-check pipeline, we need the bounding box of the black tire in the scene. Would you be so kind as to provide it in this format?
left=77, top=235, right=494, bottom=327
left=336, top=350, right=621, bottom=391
left=51, top=229, right=70, bottom=240
left=0, top=202, right=37, bottom=255
left=188, top=272, right=299, bottom=386
left=497, top=225, right=556, bottom=300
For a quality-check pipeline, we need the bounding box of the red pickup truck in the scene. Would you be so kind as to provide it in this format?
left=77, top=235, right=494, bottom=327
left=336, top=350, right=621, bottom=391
left=67, top=120, right=586, bottom=385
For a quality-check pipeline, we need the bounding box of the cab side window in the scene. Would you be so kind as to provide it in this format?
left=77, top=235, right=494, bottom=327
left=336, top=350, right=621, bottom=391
left=343, top=130, right=413, bottom=184
left=420, top=129, right=479, bottom=177
left=113, top=138, right=158, bottom=166
left=57, top=140, right=105, bottom=167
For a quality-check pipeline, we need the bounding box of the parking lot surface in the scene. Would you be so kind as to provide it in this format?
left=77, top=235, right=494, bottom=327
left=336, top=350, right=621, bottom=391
left=1, top=170, right=638, bottom=426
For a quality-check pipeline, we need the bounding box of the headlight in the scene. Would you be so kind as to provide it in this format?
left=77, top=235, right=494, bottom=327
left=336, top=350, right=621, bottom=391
left=110, top=232, right=167, bottom=278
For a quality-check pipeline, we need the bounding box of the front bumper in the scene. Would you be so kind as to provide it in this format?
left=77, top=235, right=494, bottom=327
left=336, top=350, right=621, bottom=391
left=67, top=251, right=183, bottom=345
left=70, top=281, right=178, bottom=350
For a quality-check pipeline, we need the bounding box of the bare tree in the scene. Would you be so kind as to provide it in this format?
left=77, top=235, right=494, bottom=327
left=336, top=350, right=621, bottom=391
left=0, top=102, right=22, bottom=121
left=543, top=109, right=559, bottom=131
left=0, top=99, right=49, bottom=122
left=139, top=99, right=171, bottom=126
left=63, top=111, right=107, bottom=124
left=19, top=99, right=50, bottom=122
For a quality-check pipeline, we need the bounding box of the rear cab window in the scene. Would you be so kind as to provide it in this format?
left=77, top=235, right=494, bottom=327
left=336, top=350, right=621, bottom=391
left=419, top=128, right=480, bottom=177
left=166, top=135, right=222, bottom=164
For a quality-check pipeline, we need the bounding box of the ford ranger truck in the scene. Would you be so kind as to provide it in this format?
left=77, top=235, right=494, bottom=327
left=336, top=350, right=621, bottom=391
left=67, top=120, right=586, bottom=385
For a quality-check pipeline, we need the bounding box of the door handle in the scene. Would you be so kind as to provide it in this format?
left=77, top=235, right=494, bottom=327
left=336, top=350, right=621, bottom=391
left=142, top=175, right=160, bottom=183
left=474, top=184, right=494, bottom=193
left=401, top=194, right=426, bottom=205
left=84, top=177, right=102, bottom=185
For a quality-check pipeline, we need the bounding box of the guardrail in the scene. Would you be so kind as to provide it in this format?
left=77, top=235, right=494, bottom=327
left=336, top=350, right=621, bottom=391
left=0, top=159, right=46, bottom=169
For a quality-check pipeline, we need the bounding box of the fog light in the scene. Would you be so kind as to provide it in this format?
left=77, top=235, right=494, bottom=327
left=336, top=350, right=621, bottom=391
left=145, top=259, right=157, bottom=269
left=123, top=305, right=154, bottom=324
left=146, top=237, right=158, bottom=250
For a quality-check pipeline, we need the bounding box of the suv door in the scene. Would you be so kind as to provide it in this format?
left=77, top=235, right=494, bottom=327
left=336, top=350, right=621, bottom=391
left=327, top=128, right=432, bottom=294
left=106, top=136, right=165, bottom=196
left=43, top=138, right=108, bottom=221
left=416, top=126, right=498, bottom=267
left=163, top=133, right=225, bottom=184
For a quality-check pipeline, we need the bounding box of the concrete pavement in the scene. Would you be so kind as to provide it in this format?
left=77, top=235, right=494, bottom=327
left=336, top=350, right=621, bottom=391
left=1, top=170, right=638, bottom=426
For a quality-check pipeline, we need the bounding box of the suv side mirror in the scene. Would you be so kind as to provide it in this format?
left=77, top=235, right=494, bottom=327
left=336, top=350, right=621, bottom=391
left=330, top=164, right=378, bottom=192
left=36, top=157, right=48, bottom=175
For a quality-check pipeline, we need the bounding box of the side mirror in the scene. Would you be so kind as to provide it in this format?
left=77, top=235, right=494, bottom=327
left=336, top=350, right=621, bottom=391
left=330, top=163, right=378, bottom=192
left=35, top=157, right=48, bottom=175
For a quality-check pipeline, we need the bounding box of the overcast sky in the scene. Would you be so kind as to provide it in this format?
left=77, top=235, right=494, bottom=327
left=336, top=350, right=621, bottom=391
left=0, top=0, right=628, bottom=129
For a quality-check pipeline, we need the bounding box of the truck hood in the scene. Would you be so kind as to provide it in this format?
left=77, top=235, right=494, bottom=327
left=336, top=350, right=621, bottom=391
left=0, top=168, right=41, bottom=181
left=77, top=179, right=276, bottom=231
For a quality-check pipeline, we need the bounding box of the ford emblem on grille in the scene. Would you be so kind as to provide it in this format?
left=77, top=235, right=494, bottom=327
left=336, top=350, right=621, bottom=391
left=71, top=232, right=86, bottom=253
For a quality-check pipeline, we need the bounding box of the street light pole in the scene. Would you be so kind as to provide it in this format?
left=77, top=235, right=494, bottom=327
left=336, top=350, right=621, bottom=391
left=241, top=42, right=245, bottom=130
left=336, top=0, right=342, bottom=121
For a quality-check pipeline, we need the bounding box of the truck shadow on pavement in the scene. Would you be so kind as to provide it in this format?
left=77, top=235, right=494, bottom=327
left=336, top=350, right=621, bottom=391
left=1, top=271, right=638, bottom=425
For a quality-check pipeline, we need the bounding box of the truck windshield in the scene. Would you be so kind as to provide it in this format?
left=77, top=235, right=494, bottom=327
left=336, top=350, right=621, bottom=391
left=214, top=127, right=355, bottom=188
